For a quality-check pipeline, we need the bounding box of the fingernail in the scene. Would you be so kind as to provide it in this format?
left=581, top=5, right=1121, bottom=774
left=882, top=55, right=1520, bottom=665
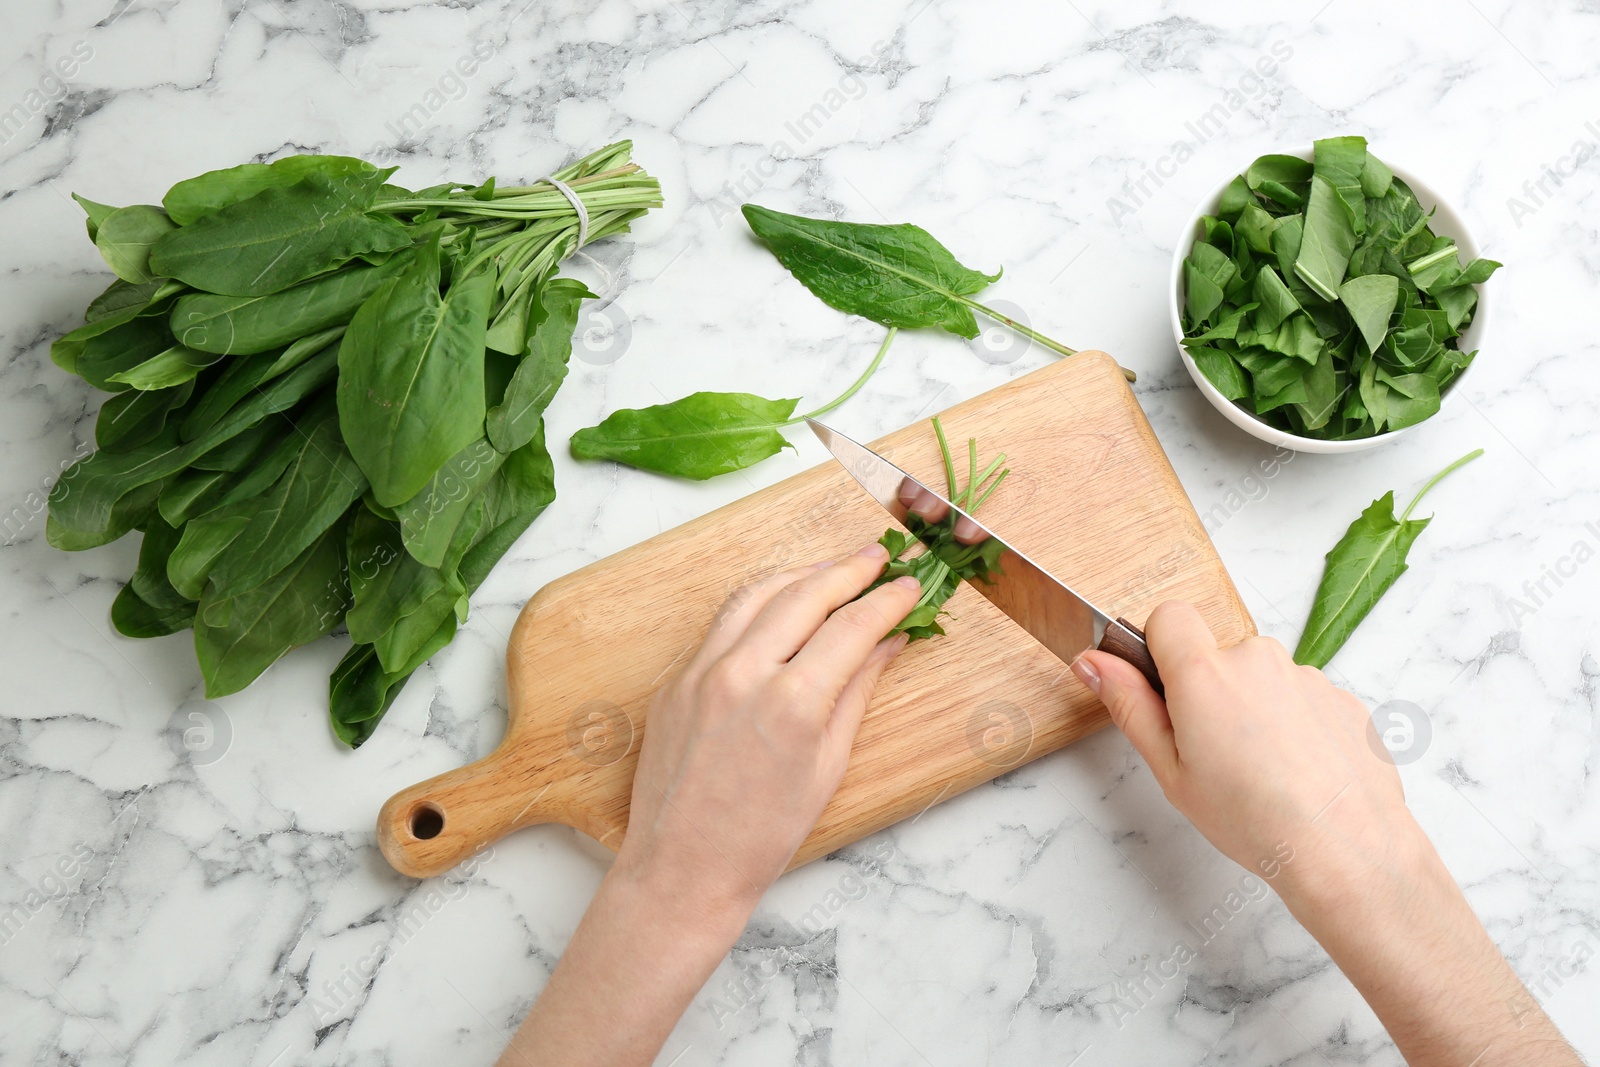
left=856, top=542, right=889, bottom=560
left=812, top=559, right=836, bottom=569
left=888, top=633, right=909, bottom=653
left=1070, top=654, right=1100, bottom=695
left=892, top=575, right=921, bottom=591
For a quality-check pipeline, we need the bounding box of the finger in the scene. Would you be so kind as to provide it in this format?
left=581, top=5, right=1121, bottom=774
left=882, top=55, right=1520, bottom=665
left=786, top=575, right=922, bottom=697
left=736, top=542, right=898, bottom=663
left=901, top=482, right=950, bottom=525
left=1072, top=650, right=1179, bottom=782
left=823, top=632, right=908, bottom=756
left=690, top=561, right=832, bottom=672
left=1143, top=600, right=1219, bottom=669
left=951, top=514, right=986, bottom=543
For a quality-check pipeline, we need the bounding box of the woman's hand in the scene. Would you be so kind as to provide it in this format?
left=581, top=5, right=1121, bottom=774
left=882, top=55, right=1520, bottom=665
left=499, top=542, right=919, bottom=1067
left=1072, top=600, right=1410, bottom=888
left=1072, top=601, right=1580, bottom=1067
left=615, top=541, right=920, bottom=911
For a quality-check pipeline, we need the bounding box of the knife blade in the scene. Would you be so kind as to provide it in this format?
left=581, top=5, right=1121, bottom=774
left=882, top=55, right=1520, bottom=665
left=806, top=417, right=1163, bottom=695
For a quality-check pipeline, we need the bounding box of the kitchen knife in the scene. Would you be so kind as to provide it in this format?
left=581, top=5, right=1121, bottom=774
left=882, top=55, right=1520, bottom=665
left=806, top=417, right=1163, bottom=696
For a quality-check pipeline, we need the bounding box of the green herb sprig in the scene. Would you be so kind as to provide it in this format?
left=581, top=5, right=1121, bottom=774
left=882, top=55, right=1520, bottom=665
left=860, top=416, right=1009, bottom=640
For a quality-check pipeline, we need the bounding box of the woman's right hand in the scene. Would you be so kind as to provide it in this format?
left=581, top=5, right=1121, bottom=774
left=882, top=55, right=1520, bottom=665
left=1071, top=600, right=1414, bottom=890
left=1072, top=601, right=1581, bottom=1067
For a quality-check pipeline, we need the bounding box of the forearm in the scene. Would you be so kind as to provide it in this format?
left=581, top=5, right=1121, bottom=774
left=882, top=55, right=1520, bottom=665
left=1280, top=817, right=1579, bottom=1067
left=497, top=857, right=752, bottom=1067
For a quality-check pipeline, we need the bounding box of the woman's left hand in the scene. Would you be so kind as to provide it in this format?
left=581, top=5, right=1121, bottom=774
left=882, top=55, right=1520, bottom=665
left=614, top=541, right=920, bottom=916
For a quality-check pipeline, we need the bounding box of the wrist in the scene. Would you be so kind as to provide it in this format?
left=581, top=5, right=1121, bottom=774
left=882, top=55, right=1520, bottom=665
left=1268, top=787, right=1436, bottom=918
left=606, top=841, right=760, bottom=954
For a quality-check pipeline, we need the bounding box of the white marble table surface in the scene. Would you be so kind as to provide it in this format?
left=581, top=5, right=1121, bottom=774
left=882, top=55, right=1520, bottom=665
left=3, top=0, right=1597, bottom=1063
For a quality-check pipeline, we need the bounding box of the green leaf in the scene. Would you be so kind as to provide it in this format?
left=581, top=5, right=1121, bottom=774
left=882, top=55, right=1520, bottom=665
left=336, top=240, right=493, bottom=506
left=195, top=518, right=352, bottom=698
left=168, top=510, right=251, bottom=601
left=571, top=391, right=798, bottom=480
left=163, top=155, right=391, bottom=225
left=742, top=204, right=999, bottom=338
left=1189, top=345, right=1251, bottom=401
left=75, top=314, right=177, bottom=393
left=1245, top=154, right=1312, bottom=209
left=1339, top=274, right=1400, bottom=353
left=48, top=345, right=339, bottom=547
left=1294, top=176, right=1358, bottom=301
left=458, top=423, right=557, bottom=590
left=1312, top=135, right=1370, bottom=235
left=53, top=285, right=182, bottom=375
left=1252, top=267, right=1301, bottom=333
left=170, top=255, right=409, bottom=355
left=485, top=278, right=590, bottom=453
left=344, top=508, right=463, bottom=648
left=96, top=379, right=195, bottom=453
left=1375, top=369, right=1440, bottom=429
left=94, top=205, right=177, bottom=284
left=148, top=170, right=410, bottom=296
left=105, top=343, right=225, bottom=390
left=112, top=582, right=197, bottom=639
left=1236, top=203, right=1280, bottom=254
left=394, top=437, right=504, bottom=569
left=205, top=406, right=369, bottom=599
left=73, top=194, right=118, bottom=241
left=1294, top=450, right=1482, bottom=668
left=45, top=480, right=163, bottom=552
left=329, top=643, right=412, bottom=747
left=126, top=514, right=194, bottom=616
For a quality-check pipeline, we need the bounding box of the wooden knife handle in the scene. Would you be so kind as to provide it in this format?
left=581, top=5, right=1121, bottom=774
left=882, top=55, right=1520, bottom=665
left=1098, top=617, right=1165, bottom=698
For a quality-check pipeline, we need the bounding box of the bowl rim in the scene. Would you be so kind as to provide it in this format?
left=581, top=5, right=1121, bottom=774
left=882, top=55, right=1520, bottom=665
left=1168, top=144, right=1488, bottom=455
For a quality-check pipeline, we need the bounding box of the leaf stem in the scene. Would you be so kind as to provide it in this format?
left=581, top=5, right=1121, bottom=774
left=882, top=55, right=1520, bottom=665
left=1400, top=448, right=1484, bottom=522
left=794, top=327, right=898, bottom=422
left=932, top=415, right=958, bottom=499
left=964, top=437, right=978, bottom=507
left=970, top=467, right=1010, bottom=511
left=954, top=295, right=1138, bottom=382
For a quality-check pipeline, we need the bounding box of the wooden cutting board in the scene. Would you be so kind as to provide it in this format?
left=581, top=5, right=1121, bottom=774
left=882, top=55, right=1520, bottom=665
left=377, top=351, right=1255, bottom=878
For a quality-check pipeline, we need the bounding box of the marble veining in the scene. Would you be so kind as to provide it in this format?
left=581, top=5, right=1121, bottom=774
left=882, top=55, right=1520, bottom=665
left=2, top=0, right=1598, bottom=1064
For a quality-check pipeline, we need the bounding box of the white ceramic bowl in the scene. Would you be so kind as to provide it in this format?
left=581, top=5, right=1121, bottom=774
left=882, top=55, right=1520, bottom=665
left=1169, top=148, right=1489, bottom=454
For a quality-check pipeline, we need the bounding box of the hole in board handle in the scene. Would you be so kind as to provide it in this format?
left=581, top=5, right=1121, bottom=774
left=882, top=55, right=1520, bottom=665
left=409, top=803, right=445, bottom=840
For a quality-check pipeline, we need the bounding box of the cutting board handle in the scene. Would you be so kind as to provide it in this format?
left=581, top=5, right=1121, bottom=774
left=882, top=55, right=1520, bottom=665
left=377, top=749, right=571, bottom=879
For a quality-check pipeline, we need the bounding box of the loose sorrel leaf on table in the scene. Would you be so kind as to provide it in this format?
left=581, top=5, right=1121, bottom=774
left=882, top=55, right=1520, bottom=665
left=742, top=204, right=999, bottom=338
left=570, top=327, right=897, bottom=480
left=741, top=204, right=1116, bottom=375
left=571, top=392, right=801, bottom=480
left=1180, top=136, right=1501, bottom=441
left=1293, top=449, right=1482, bottom=669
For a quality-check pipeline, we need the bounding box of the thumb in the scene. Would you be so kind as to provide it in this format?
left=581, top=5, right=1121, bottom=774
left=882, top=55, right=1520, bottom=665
left=1072, top=650, right=1178, bottom=781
